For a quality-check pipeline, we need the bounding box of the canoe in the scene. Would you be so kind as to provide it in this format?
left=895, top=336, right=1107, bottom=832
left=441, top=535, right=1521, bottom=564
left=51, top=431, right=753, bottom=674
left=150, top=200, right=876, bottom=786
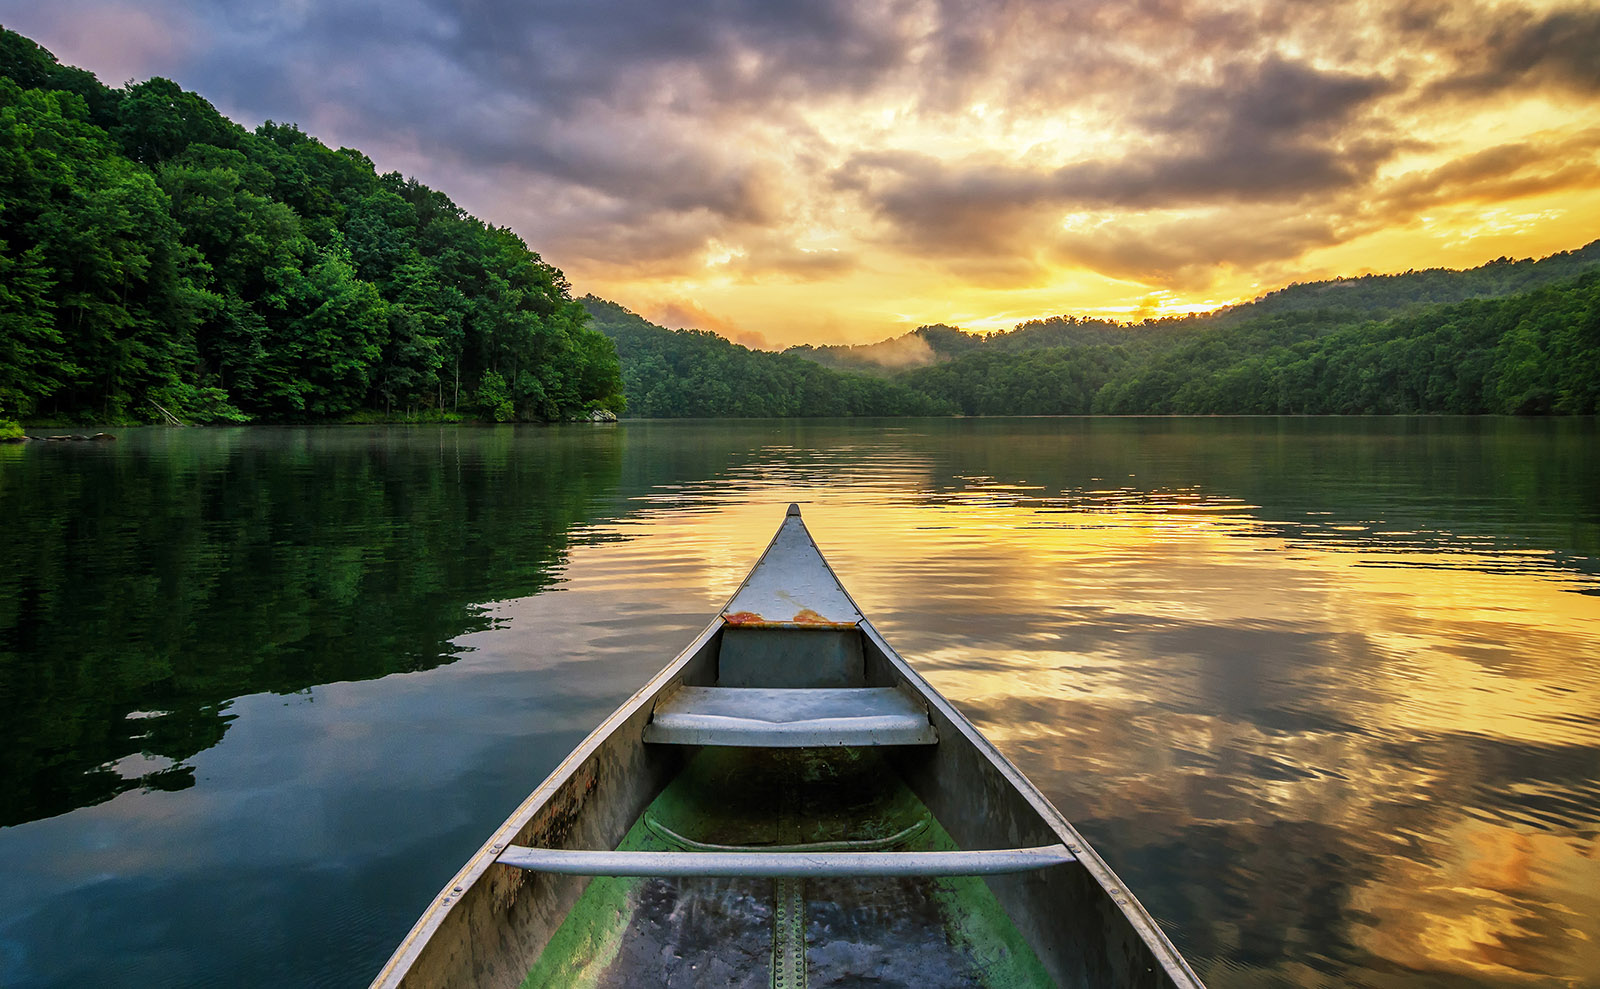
left=371, top=505, right=1205, bottom=988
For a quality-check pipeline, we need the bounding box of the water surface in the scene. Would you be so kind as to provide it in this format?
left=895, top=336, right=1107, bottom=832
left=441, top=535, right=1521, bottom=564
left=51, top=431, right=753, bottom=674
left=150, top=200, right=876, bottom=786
left=1, top=418, right=1597, bottom=987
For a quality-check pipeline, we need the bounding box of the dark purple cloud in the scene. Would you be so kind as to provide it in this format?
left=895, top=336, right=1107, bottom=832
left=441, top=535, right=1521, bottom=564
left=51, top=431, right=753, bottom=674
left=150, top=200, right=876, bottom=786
left=5, top=0, right=1597, bottom=296
left=833, top=55, right=1400, bottom=283
left=1407, top=3, right=1600, bottom=97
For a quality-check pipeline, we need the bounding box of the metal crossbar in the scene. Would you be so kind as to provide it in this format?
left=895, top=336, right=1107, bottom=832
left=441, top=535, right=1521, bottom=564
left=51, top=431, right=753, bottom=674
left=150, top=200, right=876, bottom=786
left=496, top=844, right=1078, bottom=877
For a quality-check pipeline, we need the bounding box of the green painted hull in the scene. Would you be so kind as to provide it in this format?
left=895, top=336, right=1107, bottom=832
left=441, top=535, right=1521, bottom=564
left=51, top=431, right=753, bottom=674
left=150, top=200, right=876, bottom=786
left=370, top=508, right=1204, bottom=988
left=523, top=748, right=1053, bottom=988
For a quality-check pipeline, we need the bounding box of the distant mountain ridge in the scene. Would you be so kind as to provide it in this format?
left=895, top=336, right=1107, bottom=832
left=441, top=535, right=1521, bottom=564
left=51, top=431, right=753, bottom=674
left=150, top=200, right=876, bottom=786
left=579, top=297, right=950, bottom=417
left=593, top=241, right=1599, bottom=417
left=784, top=239, right=1600, bottom=372
left=1230, top=240, right=1600, bottom=322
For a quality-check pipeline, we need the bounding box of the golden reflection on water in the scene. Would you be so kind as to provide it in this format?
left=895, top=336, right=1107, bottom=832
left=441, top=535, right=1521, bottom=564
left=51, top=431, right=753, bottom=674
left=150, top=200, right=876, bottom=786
left=1349, top=821, right=1600, bottom=983
left=551, top=479, right=1600, bottom=988
left=6, top=420, right=1594, bottom=988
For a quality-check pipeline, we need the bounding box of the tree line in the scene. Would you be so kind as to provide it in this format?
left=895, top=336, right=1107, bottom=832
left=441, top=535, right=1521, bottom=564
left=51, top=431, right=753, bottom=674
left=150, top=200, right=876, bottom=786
left=772, top=244, right=1599, bottom=417
left=581, top=297, right=950, bottom=417
left=585, top=252, right=1597, bottom=419
left=899, top=273, right=1599, bottom=415
left=0, top=29, right=623, bottom=428
left=5, top=27, right=1593, bottom=427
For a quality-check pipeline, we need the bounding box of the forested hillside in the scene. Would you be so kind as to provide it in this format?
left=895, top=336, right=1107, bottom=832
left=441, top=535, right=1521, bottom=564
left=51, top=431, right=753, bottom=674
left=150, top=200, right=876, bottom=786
left=581, top=298, right=949, bottom=417
left=600, top=246, right=1596, bottom=418
left=766, top=247, right=1600, bottom=416
left=1227, top=242, right=1600, bottom=323
left=904, top=274, right=1599, bottom=415
left=0, top=30, right=623, bottom=427
left=791, top=243, right=1600, bottom=375
left=4, top=26, right=1592, bottom=428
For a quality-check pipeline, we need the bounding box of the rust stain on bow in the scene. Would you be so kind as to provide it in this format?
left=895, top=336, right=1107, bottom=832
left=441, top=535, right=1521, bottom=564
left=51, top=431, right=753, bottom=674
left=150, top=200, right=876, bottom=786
left=721, top=608, right=857, bottom=629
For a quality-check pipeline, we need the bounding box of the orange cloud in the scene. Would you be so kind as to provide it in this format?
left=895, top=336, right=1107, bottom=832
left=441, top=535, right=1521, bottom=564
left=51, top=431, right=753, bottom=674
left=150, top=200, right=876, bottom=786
left=644, top=297, right=770, bottom=351
left=11, top=0, right=1600, bottom=348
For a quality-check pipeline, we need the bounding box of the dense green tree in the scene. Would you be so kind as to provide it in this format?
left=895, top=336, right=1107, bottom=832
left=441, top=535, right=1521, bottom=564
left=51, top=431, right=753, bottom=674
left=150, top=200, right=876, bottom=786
left=0, top=79, right=202, bottom=420
left=0, top=242, right=62, bottom=416
left=114, top=77, right=242, bottom=166
left=253, top=247, right=386, bottom=417
left=0, top=28, right=622, bottom=424
left=2, top=25, right=1593, bottom=425
left=0, top=29, right=118, bottom=127
left=582, top=297, right=950, bottom=417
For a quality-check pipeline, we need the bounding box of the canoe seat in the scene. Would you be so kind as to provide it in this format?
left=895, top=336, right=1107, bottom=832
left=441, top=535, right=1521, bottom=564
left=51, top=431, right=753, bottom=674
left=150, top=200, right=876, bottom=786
left=496, top=845, right=1077, bottom=877
left=643, top=686, right=937, bottom=747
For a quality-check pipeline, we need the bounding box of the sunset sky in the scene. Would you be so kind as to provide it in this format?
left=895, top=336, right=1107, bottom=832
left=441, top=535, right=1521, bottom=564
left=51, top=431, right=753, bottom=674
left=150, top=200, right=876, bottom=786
left=8, top=0, right=1598, bottom=347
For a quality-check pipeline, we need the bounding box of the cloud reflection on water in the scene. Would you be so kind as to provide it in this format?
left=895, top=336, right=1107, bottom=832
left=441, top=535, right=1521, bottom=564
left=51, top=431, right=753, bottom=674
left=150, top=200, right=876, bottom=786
left=603, top=454, right=1600, bottom=986
left=2, top=418, right=1596, bottom=988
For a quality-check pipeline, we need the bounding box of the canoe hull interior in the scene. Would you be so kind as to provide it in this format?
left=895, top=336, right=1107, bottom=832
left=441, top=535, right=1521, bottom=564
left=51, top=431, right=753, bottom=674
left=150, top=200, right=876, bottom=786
left=370, top=512, right=1202, bottom=988
left=522, top=746, right=1056, bottom=988
left=371, top=629, right=712, bottom=989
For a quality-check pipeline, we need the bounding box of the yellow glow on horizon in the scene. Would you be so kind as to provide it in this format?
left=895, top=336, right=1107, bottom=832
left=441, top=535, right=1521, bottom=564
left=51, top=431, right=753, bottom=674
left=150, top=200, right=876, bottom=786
left=569, top=69, right=1600, bottom=348
left=584, top=186, right=1600, bottom=346
left=1299, top=184, right=1600, bottom=285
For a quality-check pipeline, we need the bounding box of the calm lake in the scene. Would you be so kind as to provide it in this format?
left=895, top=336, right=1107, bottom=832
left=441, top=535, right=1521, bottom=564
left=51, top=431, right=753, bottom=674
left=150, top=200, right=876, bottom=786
left=2, top=417, right=1597, bottom=988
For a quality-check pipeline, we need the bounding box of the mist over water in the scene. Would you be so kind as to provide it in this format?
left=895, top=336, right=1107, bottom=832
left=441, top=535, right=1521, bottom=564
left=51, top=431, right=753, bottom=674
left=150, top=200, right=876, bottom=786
left=1, top=418, right=1596, bottom=987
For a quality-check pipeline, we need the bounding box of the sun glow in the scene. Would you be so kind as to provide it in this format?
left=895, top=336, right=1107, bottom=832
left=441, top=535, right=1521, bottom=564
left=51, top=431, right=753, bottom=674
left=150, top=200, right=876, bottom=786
left=16, top=0, right=1597, bottom=350
left=571, top=40, right=1600, bottom=347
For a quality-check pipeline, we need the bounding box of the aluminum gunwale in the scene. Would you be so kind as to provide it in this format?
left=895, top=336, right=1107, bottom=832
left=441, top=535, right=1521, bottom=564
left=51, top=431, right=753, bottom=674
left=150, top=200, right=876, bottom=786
left=369, top=506, right=815, bottom=987
left=369, top=504, right=1206, bottom=988
left=718, top=505, right=1205, bottom=988
left=367, top=625, right=714, bottom=987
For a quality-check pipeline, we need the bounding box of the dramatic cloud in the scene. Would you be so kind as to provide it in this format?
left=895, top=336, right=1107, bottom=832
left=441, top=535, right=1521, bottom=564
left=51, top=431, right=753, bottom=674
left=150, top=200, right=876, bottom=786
left=1378, top=131, right=1600, bottom=216
left=8, top=0, right=1598, bottom=345
left=1414, top=4, right=1600, bottom=97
